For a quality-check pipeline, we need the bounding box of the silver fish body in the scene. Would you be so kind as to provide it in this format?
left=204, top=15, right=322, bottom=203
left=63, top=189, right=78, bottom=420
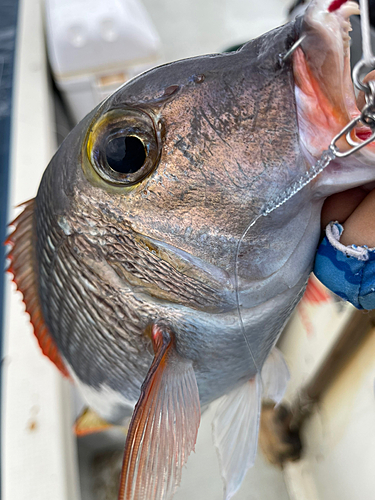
left=8, top=0, right=375, bottom=497
left=33, top=19, right=314, bottom=418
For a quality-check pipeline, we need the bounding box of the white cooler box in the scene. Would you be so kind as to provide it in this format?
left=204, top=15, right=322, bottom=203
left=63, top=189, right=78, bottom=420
left=45, top=0, right=161, bottom=123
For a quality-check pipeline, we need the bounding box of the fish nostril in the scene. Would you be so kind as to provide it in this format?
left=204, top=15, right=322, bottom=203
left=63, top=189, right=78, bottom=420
left=163, top=84, right=180, bottom=97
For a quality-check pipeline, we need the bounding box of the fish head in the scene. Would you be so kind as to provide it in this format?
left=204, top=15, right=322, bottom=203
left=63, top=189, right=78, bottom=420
left=38, top=0, right=375, bottom=312
left=41, top=19, right=305, bottom=306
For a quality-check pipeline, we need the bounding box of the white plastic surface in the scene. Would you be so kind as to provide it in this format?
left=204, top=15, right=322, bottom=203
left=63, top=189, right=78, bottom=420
left=279, top=294, right=355, bottom=405
left=1, top=0, right=80, bottom=498
left=44, top=0, right=161, bottom=122
left=279, top=278, right=375, bottom=499
left=45, top=0, right=160, bottom=77
left=292, top=328, right=375, bottom=500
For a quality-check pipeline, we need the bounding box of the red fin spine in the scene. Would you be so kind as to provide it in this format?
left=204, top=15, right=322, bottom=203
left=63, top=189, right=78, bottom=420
left=6, top=200, right=70, bottom=378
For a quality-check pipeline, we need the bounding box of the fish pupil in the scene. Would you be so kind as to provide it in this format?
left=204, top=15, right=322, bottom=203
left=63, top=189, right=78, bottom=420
left=105, top=136, right=146, bottom=174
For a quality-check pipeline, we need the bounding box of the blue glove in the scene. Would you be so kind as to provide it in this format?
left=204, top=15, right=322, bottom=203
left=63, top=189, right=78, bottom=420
left=314, top=222, right=375, bottom=310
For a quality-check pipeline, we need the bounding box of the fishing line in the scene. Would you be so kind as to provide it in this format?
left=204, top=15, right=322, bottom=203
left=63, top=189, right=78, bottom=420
left=234, top=215, right=262, bottom=375
left=234, top=149, right=336, bottom=375
left=235, top=0, right=375, bottom=374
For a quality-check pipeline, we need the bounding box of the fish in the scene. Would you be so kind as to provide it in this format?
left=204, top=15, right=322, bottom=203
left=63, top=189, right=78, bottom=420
left=298, top=275, right=331, bottom=334
left=7, top=0, right=375, bottom=498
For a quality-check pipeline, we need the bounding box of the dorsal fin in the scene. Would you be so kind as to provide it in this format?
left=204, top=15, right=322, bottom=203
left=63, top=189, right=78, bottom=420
left=6, top=200, right=69, bottom=378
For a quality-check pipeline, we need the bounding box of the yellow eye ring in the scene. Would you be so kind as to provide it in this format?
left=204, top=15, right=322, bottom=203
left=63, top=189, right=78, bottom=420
left=86, top=108, right=162, bottom=186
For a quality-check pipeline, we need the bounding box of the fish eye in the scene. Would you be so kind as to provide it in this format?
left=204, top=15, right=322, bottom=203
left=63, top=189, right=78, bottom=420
left=87, top=109, right=161, bottom=186
left=105, top=136, right=146, bottom=174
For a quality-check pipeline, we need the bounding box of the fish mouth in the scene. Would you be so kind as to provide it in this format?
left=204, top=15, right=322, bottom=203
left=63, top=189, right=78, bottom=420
left=293, top=0, right=375, bottom=215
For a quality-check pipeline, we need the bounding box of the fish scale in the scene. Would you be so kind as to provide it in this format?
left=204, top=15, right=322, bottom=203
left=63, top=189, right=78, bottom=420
left=72, top=197, right=221, bottom=308
left=8, top=2, right=375, bottom=498
left=36, top=204, right=150, bottom=392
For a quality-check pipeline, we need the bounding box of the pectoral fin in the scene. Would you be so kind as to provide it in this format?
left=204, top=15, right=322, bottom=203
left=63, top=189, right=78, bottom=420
left=259, top=349, right=300, bottom=466
left=212, top=375, right=262, bottom=500
left=261, top=347, right=290, bottom=405
left=212, top=348, right=289, bottom=500
left=118, top=324, right=201, bottom=500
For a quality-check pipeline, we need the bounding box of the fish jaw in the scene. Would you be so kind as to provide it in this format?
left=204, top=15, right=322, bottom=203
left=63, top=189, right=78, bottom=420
left=294, top=0, right=359, bottom=156
left=51, top=19, right=306, bottom=286
left=294, top=0, right=375, bottom=197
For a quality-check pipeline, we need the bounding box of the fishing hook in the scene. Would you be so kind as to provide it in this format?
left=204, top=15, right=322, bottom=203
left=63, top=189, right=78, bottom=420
left=280, top=34, right=306, bottom=62
left=353, top=0, right=375, bottom=94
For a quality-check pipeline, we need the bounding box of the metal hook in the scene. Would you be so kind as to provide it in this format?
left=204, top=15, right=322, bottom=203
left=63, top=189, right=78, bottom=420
left=352, top=57, right=375, bottom=94
left=279, top=34, right=306, bottom=63
left=330, top=115, right=375, bottom=158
